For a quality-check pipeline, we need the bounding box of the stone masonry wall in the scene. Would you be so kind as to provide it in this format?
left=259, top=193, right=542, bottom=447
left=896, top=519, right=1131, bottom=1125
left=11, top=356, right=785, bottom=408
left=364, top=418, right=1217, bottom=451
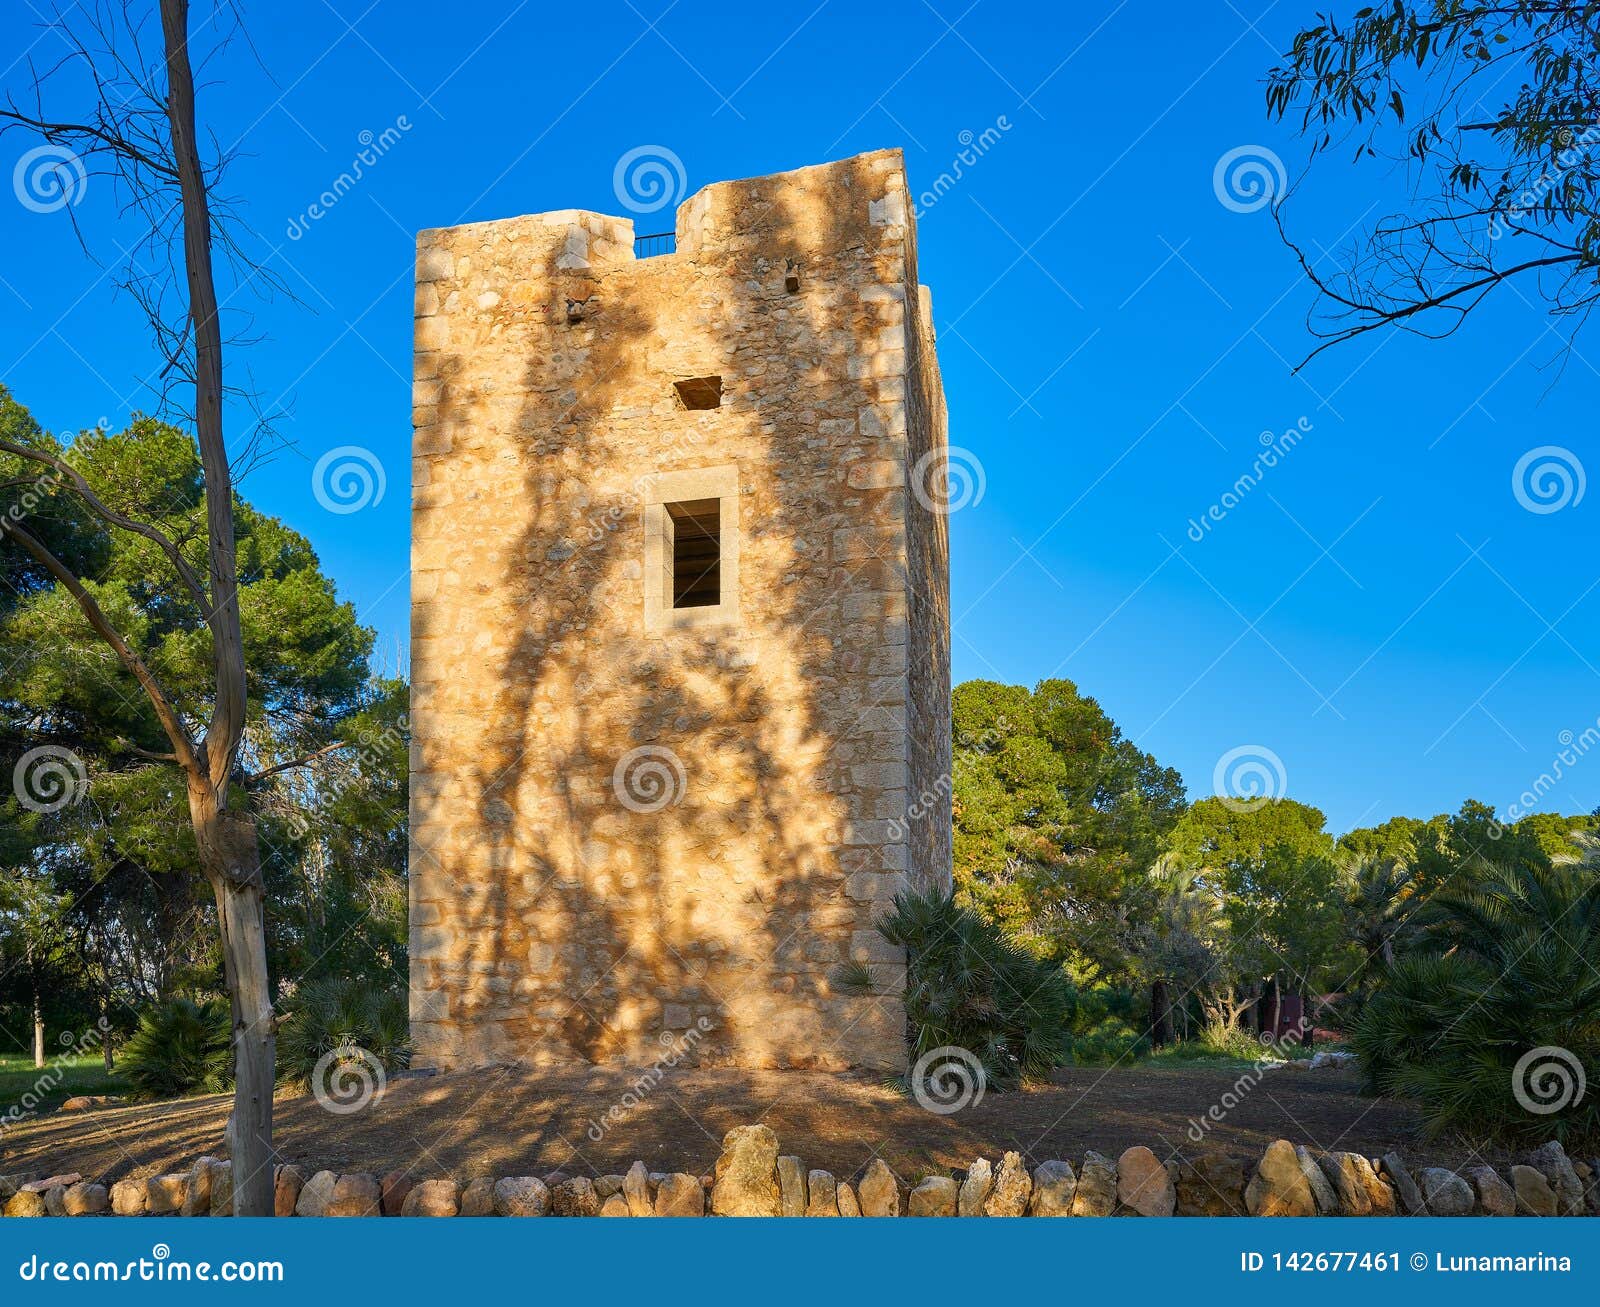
left=6, top=1133, right=1594, bottom=1216
left=900, top=227, right=952, bottom=896
left=409, top=150, right=951, bottom=1073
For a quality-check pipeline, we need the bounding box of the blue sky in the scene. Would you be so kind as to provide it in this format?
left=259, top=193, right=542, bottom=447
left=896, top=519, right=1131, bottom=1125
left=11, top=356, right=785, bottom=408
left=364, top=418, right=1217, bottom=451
left=2, top=0, right=1596, bottom=834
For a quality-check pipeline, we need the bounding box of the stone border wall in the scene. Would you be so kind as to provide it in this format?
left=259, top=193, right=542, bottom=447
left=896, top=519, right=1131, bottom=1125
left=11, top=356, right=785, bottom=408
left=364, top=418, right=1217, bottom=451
left=3, top=1128, right=1595, bottom=1217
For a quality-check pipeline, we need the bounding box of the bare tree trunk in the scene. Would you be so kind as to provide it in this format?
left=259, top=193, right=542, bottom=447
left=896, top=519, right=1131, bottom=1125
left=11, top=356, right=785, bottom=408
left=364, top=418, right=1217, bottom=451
left=157, top=0, right=272, bottom=1217
left=192, top=796, right=274, bottom=1217
left=2, top=0, right=275, bottom=1214
left=1149, top=978, right=1173, bottom=1049
left=29, top=942, right=44, bottom=1070
left=101, top=993, right=114, bottom=1072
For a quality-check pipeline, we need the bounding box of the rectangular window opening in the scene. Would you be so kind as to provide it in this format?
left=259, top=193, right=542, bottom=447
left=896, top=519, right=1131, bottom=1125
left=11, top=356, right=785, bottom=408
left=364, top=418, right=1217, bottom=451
left=673, top=376, right=722, bottom=410
left=668, top=498, right=721, bottom=608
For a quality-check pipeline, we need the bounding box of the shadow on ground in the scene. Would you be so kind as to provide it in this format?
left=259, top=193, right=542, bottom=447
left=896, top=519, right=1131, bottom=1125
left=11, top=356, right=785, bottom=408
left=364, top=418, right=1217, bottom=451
left=2, top=1061, right=1479, bottom=1185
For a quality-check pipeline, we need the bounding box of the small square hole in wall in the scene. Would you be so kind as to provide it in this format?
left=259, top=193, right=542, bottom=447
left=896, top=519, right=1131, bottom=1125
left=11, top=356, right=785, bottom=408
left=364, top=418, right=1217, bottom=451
left=667, top=498, right=721, bottom=608
left=673, top=376, right=722, bottom=410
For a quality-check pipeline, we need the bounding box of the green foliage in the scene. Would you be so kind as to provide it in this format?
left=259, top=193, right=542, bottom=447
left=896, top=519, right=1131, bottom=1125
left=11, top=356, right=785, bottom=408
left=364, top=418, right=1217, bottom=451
left=263, top=680, right=411, bottom=990
left=1061, top=984, right=1147, bottom=1065
left=1337, top=815, right=1428, bottom=865
left=276, top=978, right=412, bottom=1087
left=1351, top=857, right=1600, bottom=1146
left=951, top=678, right=1186, bottom=972
left=831, top=958, right=875, bottom=995
left=1192, top=1017, right=1275, bottom=1061
left=1163, top=798, right=1348, bottom=991
left=1165, top=795, right=1334, bottom=868
left=0, top=386, right=407, bottom=1025
left=1341, top=855, right=1415, bottom=990
left=0, top=1054, right=122, bottom=1110
left=878, top=889, right=1072, bottom=1088
left=118, top=996, right=233, bottom=1099
left=1516, top=810, right=1597, bottom=862
left=1128, top=857, right=1225, bottom=996
left=1266, top=1, right=1600, bottom=357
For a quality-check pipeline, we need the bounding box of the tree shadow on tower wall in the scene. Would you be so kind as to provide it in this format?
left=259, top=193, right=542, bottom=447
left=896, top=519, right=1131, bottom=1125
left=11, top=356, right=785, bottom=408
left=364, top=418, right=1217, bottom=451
left=410, top=151, right=936, bottom=1082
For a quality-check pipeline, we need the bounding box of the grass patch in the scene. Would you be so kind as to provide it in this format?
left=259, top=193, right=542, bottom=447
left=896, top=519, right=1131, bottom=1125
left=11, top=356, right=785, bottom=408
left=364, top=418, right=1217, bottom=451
left=1142, top=1030, right=1322, bottom=1073
left=0, top=1053, right=125, bottom=1116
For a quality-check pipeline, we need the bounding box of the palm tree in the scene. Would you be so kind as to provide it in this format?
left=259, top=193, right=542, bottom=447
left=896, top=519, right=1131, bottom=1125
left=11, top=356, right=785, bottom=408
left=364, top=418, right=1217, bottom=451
left=1352, top=856, right=1600, bottom=1145
left=1343, top=855, right=1414, bottom=981
left=1140, top=855, right=1224, bottom=1046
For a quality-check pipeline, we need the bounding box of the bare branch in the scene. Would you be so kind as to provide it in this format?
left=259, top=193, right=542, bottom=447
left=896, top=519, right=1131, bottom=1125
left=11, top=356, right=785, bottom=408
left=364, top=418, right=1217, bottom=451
left=3, top=517, right=200, bottom=777
left=243, top=740, right=355, bottom=787
left=0, top=436, right=210, bottom=610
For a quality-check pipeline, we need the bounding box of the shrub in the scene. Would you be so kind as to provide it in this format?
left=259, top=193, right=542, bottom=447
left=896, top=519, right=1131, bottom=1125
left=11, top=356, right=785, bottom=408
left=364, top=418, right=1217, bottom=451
left=276, top=977, right=411, bottom=1087
left=874, top=889, right=1071, bottom=1088
left=1062, top=1013, right=1146, bottom=1065
left=119, top=995, right=233, bottom=1099
left=1061, top=984, right=1147, bottom=1064
left=1350, top=858, right=1600, bottom=1147
left=1150, top=1018, right=1293, bottom=1062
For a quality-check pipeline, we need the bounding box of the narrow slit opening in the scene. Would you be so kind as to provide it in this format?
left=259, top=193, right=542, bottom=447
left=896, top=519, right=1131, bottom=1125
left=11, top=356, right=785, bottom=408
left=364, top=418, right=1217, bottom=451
left=668, top=498, right=721, bottom=608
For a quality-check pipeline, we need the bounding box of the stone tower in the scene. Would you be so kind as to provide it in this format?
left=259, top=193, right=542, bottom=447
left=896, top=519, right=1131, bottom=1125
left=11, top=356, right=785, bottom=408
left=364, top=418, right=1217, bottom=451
left=409, top=149, right=951, bottom=1073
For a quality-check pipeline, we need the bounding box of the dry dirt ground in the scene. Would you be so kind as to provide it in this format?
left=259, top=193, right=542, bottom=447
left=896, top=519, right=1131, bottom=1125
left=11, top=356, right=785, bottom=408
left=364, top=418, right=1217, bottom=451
left=2, top=1061, right=1494, bottom=1186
